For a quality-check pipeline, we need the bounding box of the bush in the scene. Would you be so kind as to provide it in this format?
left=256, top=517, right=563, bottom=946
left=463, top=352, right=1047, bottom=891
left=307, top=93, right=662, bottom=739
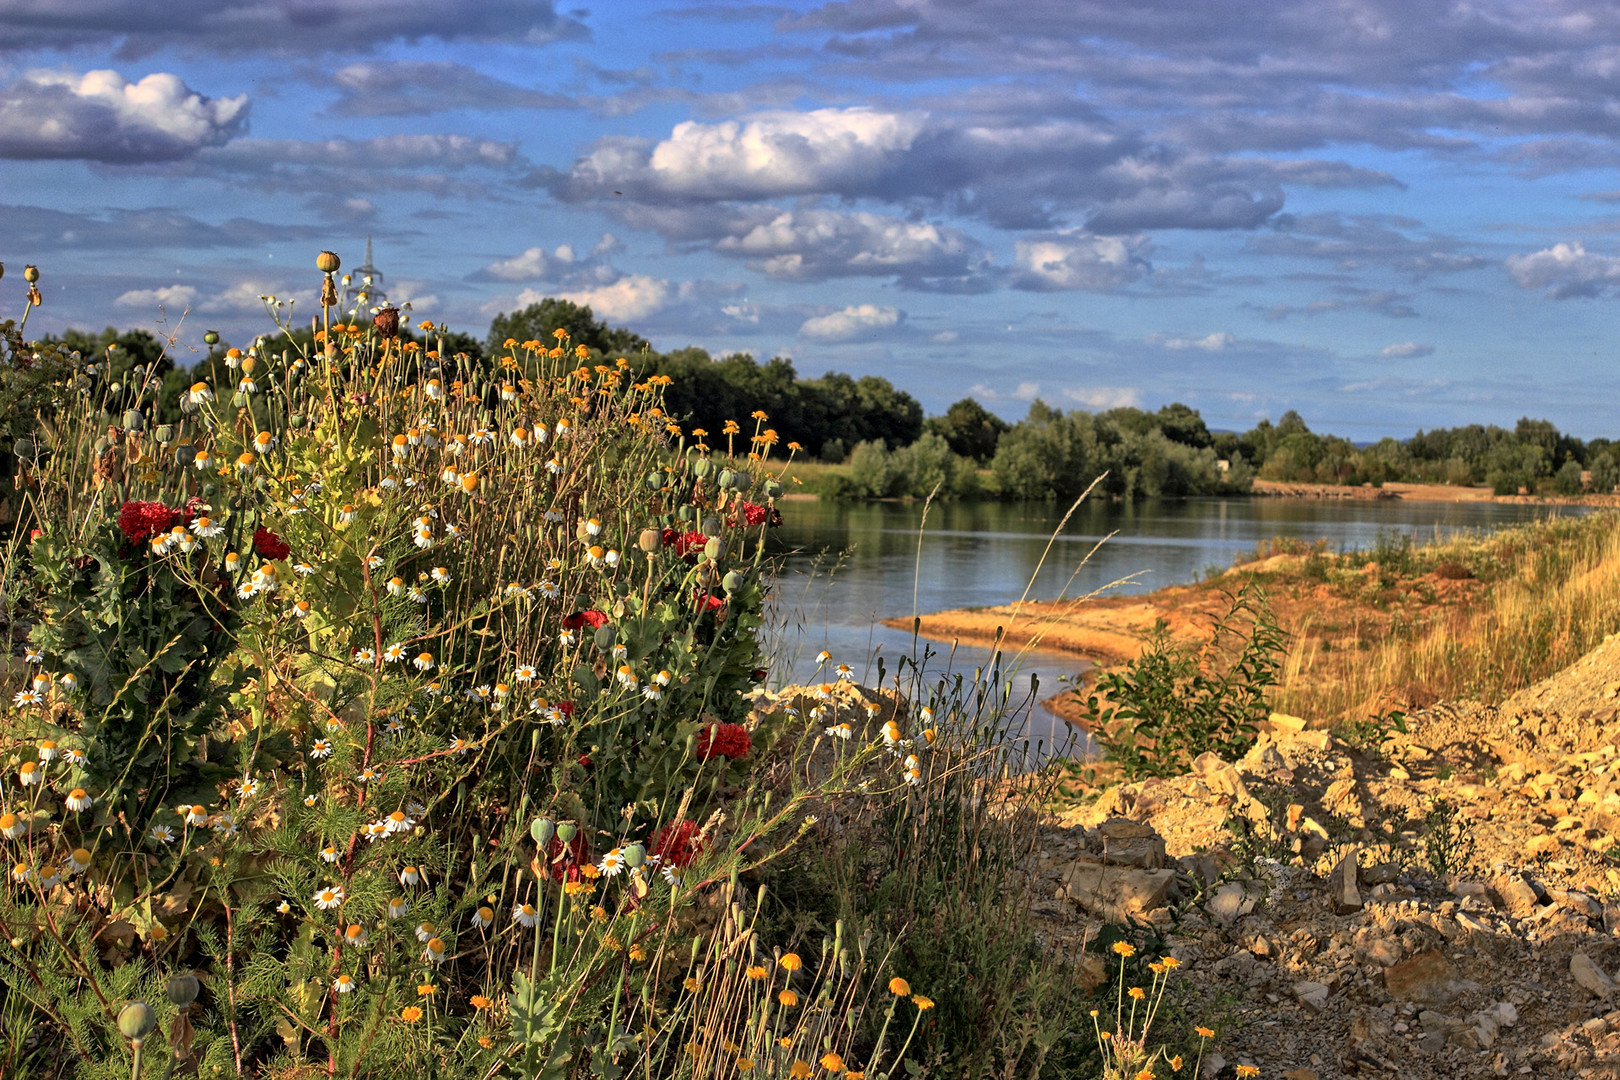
left=1076, top=584, right=1285, bottom=779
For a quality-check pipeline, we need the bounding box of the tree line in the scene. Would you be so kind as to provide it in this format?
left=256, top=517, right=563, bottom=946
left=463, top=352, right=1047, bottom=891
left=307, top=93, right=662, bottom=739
left=37, top=297, right=1615, bottom=501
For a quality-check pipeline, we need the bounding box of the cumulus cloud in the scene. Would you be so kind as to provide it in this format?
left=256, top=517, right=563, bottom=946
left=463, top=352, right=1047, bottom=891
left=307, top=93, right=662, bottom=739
left=1380, top=341, right=1435, bottom=358
left=0, top=1, right=587, bottom=55
left=115, top=284, right=197, bottom=309
left=325, top=62, right=572, bottom=116
left=1013, top=231, right=1150, bottom=291
left=0, top=69, right=247, bottom=162
left=1062, top=386, right=1143, bottom=409
left=474, top=245, right=576, bottom=283
left=713, top=208, right=991, bottom=286
left=1152, top=331, right=1233, bottom=351
left=1505, top=242, right=1620, bottom=299
left=552, top=275, right=676, bottom=322
left=798, top=304, right=904, bottom=341
left=1252, top=213, right=1488, bottom=278
left=3, top=202, right=326, bottom=249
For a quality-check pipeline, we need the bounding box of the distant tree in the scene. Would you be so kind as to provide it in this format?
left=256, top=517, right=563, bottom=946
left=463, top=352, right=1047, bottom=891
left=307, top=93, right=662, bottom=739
left=485, top=298, right=649, bottom=357
left=925, top=397, right=1008, bottom=461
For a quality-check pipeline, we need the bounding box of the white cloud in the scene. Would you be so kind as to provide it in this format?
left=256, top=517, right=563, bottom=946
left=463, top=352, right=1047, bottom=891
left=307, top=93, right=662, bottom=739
left=478, top=246, right=573, bottom=282
left=798, top=304, right=904, bottom=341
left=200, top=281, right=280, bottom=313
left=1153, top=331, right=1233, bottom=350
left=721, top=303, right=761, bottom=323
left=552, top=275, right=674, bottom=322
left=115, top=284, right=197, bottom=309
left=932, top=330, right=958, bottom=343
left=1013, top=230, right=1151, bottom=291
left=1505, top=242, right=1620, bottom=298
left=713, top=208, right=989, bottom=283
left=1062, top=386, right=1143, bottom=409
left=0, top=69, right=248, bottom=162
left=645, top=108, right=926, bottom=199
left=970, top=381, right=1042, bottom=402
left=1379, top=341, right=1434, bottom=358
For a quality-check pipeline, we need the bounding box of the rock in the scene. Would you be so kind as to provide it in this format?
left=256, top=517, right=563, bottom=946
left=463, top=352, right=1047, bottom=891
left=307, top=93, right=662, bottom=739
left=1524, top=833, right=1562, bottom=858
left=1294, top=980, right=1331, bottom=1013
left=1076, top=953, right=1109, bottom=993
left=1495, top=874, right=1541, bottom=917
left=1363, top=862, right=1402, bottom=886
left=1354, top=928, right=1403, bottom=967
left=1283, top=1069, right=1319, bottom=1080
left=1584, top=1016, right=1610, bottom=1036
left=1062, top=863, right=1176, bottom=922
left=1206, top=881, right=1256, bottom=927
left=1097, top=817, right=1167, bottom=870
left=1201, top=1052, right=1225, bottom=1079
left=1191, top=752, right=1249, bottom=799
left=1330, top=851, right=1363, bottom=915
left=1570, top=952, right=1616, bottom=999
left=1384, top=949, right=1472, bottom=1004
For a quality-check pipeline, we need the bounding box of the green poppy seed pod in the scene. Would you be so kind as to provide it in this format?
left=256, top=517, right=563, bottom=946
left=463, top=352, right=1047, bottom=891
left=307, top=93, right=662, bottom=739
left=14, top=438, right=36, bottom=461
left=718, top=468, right=735, bottom=488
left=153, top=424, right=174, bottom=444
left=117, top=1001, right=156, bottom=1041
left=93, top=437, right=110, bottom=456
left=593, top=624, right=616, bottom=651
left=677, top=504, right=696, bottom=523
left=316, top=250, right=341, bottom=274
left=289, top=414, right=306, bottom=430
left=122, top=409, right=144, bottom=432
left=0, top=263, right=4, bottom=281
left=731, top=470, right=751, bottom=491
left=700, top=517, right=720, bottom=537
left=691, top=457, right=712, bottom=478
left=530, top=817, right=555, bottom=847
left=231, top=391, right=249, bottom=407
left=639, top=529, right=662, bottom=553
left=623, top=843, right=646, bottom=869
left=23, top=265, right=39, bottom=284
left=167, top=972, right=200, bottom=1007
left=203, top=330, right=220, bottom=345
left=704, top=537, right=726, bottom=561
left=202, top=483, right=217, bottom=496
left=575, top=520, right=592, bottom=542
left=175, top=444, right=196, bottom=467
left=722, top=570, right=745, bottom=595
left=647, top=470, right=665, bottom=490
left=555, top=822, right=578, bottom=843
left=180, top=395, right=199, bottom=416
left=763, top=479, right=783, bottom=499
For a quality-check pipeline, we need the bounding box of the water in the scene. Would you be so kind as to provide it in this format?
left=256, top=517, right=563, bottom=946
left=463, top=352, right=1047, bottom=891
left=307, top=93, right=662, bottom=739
left=762, top=496, right=1582, bottom=761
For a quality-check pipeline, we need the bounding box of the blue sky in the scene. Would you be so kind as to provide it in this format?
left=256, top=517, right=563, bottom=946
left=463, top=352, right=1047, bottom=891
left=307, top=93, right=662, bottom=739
left=7, top=1, right=1620, bottom=437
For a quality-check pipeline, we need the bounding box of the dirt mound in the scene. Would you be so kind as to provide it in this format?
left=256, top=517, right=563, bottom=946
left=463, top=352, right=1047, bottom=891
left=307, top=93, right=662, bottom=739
left=1026, top=632, right=1620, bottom=1078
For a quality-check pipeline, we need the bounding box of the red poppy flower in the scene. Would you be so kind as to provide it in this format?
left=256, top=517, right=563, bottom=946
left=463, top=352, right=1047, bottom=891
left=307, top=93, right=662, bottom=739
left=544, top=834, right=590, bottom=882
left=252, top=527, right=291, bottom=560
left=117, top=500, right=178, bottom=544
left=693, top=590, right=725, bottom=611
left=652, top=820, right=705, bottom=868
left=696, top=723, right=751, bottom=761
left=662, top=528, right=709, bottom=557
left=556, top=700, right=575, bottom=717
left=741, top=501, right=767, bottom=526
left=562, top=609, right=609, bottom=631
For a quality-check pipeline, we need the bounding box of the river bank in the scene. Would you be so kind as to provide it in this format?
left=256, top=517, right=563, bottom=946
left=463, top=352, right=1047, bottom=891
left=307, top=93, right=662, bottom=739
left=882, top=510, right=1620, bottom=731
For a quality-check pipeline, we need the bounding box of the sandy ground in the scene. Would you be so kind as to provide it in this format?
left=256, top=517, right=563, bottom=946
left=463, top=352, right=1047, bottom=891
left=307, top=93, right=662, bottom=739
left=1252, top=478, right=1620, bottom=506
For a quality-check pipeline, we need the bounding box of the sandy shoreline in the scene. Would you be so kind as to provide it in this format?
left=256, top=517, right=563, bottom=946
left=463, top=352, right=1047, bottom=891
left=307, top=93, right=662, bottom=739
left=1250, top=478, right=1620, bottom=505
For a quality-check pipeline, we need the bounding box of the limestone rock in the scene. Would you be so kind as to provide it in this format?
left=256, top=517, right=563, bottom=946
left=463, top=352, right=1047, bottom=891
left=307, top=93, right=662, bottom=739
left=1571, top=952, right=1616, bottom=999
left=1294, top=980, right=1330, bottom=1013
left=1062, top=863, right=1175, bottom=922
left=1383, top=949, right=1471, bottom=1004
left=1206, top=881, right=1256, bottom=927
left=1097, top=817, right=1167, bottom=870
left=1329, top=851, right=1363, bottom=915
left=1495, top=873, right=1540, bottom=917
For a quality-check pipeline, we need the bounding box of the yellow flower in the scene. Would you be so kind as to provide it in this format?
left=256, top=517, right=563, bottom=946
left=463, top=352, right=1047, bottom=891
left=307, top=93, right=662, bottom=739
left=790, top=1061, right=812, bottom=1079
left=736, top=1059, right=754, bottom=1073
left=1169, top=1056, right=1184, bottom=1072
left=1195, top=1026, right=1215, bottom=1039
left=1235, top=1068, right=1258, bottom=1079
left=478, top=1036, right=493, bottom=1049
left=1128, top=986, right=1146, bottom=1000
left=417, top=984, right=436, bottom=997
left=628, top=945, right=646, bottom=962
left=564, top=881, right=587, bottom=895
left=580, top=863, right=601, bottom=880
left=778, top=989, right=799, bottom=1007
left=590, top=905, right=608, bottom=922
left=400, top=1006, right=423, bottom=1023
left=471, top=995, right=491, bottom=1010
left=911, top=995, right=934, bottom=1010
left=820, top=1052, right=844, bottom=1072
left=1112, top=941, right=1136, bottom=958
left=779, top=952, right=802, bottom=971
left=1134, top=1071, right=1155, bottom=1080
left=683, top=977, right=700, bottom=993
left=746, top=964, right=769, bottom=980
left=845, top=1073, right=864, bottom=1080
left=888, top=977, right=910, bottom=997
left=1160, top=956, right=1181, bottom=970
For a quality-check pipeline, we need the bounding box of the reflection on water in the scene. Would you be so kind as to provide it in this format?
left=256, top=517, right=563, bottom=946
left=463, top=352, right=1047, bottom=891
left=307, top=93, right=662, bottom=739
left=762, top=497, right=1580, bottom=762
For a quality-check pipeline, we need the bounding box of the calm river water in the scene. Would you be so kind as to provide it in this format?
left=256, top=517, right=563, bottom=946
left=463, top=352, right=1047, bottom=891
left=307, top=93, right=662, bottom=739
left=761, top=496, right=1582, bottom=761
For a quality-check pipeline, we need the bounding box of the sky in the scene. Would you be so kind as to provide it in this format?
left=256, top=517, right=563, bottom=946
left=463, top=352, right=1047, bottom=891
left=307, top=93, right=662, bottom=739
left=9, top=2, right=1620, bottom=438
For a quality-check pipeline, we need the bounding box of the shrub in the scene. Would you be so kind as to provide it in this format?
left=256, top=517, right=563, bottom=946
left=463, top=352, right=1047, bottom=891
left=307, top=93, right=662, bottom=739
left=1077, top=583, right=1286, bottom=779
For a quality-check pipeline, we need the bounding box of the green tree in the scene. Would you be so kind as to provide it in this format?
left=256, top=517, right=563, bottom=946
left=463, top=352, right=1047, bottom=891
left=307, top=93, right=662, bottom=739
left=925, top=397, right=1007, bottom=461
left=485, top=298, right=649, bottom=356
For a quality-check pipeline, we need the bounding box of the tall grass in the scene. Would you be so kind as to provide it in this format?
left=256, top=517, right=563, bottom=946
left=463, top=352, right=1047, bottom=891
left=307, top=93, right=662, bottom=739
left=1272, top=511, right=1620, bottom=720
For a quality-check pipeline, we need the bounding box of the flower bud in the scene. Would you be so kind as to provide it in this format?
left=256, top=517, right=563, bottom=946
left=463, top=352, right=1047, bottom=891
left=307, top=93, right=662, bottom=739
left=167, top=972, right=200, bottom=1007
left=530, top=818, right=555, bottom=846
left=117, top=1002, right=156, bottom=1040
left=555, top=822, right=578, bottom=843
left=316, top=250, right=341, bottom=274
